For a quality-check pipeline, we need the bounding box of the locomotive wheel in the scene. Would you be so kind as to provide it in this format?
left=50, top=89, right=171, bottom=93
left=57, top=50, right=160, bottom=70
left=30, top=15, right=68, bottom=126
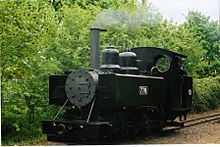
left=140, top=115, right=163, bottom=135
left=144, top=116, right=152, bottom=133
left=123, top=122, right=140, bottom=138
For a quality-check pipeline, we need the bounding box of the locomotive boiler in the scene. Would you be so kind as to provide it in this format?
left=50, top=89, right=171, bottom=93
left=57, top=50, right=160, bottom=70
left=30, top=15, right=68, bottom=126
left=42, top=28, right=193, bottom=143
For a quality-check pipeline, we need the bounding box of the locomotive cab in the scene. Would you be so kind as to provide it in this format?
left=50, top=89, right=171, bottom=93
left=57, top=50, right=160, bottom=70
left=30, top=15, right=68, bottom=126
left=131, top=47, right=193, bottom=120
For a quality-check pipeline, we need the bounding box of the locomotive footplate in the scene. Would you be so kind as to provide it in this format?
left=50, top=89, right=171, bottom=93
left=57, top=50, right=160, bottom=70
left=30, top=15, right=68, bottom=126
left=42, top=120, right=113, bottom=143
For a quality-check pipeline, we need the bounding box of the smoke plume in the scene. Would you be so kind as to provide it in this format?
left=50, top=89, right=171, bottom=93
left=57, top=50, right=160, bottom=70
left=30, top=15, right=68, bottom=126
left=92, top=5, right=162, bottom=29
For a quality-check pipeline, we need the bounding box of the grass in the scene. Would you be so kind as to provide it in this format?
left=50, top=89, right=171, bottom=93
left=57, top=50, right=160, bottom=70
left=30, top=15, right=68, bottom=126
left=2, top=135, right=47, bottom=146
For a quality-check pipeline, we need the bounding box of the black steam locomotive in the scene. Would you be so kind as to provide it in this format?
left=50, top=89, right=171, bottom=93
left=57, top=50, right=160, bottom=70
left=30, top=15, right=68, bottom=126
left=42, top=28, right=193, bottom=143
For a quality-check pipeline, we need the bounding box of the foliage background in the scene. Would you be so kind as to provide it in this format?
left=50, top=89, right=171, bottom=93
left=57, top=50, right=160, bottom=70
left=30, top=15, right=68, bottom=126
left=0, top=0, right=219, bottom=145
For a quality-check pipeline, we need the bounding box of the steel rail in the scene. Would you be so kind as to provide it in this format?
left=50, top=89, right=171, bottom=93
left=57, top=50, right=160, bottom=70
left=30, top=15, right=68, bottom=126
left=164, top=112, right=220, bottom=132
left=184, top=116, right=220, bottom=128
left=182, top=112, right=220, bottom=123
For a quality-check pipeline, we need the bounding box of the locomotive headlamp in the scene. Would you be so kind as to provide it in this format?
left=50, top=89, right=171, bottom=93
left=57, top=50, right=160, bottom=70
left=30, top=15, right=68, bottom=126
left=188, top=89, right=193, bottom=96
left=65, top=69, right=98, bottom=107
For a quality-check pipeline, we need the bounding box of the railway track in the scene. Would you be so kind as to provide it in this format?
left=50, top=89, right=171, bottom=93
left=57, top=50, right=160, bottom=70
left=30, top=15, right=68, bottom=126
left=164, top=112, right=220, bottom=131
left=183, top=112, right=220, bottom=127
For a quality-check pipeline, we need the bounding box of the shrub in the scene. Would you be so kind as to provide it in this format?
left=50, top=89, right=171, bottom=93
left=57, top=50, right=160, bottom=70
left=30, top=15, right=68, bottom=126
left=193, top=76, right=220, bottom=112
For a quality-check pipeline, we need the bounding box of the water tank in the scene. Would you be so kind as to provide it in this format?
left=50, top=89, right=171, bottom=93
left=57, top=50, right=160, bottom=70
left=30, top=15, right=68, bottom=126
left=119, top=51, right=139, bottom=74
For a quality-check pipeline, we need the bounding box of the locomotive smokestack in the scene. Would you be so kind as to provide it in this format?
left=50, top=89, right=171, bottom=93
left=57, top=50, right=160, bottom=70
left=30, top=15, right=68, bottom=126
left=90, top=28, right=106, bottom=69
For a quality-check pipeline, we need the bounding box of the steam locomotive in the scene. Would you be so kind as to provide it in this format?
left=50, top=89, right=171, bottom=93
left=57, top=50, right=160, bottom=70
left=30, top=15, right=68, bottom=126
left=42, top=28, right=193, bottom=143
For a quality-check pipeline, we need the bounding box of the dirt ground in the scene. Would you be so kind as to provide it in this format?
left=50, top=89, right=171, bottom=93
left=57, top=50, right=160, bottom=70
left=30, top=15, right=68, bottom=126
left=130, top=122, right=220, bottom=144
left=132, top=108, right=220, bottom=144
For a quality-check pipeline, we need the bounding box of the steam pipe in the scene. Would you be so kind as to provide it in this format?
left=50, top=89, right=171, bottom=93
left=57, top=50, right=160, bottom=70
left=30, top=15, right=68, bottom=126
left=90, top=28, right=106, bottom=69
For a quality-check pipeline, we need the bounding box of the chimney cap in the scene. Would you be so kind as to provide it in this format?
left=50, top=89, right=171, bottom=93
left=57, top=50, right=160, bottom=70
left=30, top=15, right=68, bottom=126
left=90, top=28, right=107, bottom=32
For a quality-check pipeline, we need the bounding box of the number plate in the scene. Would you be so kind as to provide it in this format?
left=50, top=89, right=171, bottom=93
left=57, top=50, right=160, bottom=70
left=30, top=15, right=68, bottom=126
left=139, top=86, right=148, bottom=95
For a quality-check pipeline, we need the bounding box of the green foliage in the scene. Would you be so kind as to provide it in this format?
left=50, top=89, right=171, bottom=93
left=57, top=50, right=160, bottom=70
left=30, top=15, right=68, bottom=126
left=2, top=135, right=47, bottom=146
left=56, top=4, right=100, bottom=70
left=50, top=0, right=131, bottom=11
left=1, top=0, right=60, bottom=142
left=0, top=0, right=101, bottom=144
left=184, top=11, right=220, bottom=77
left=193, top=76, right=220, bottom=112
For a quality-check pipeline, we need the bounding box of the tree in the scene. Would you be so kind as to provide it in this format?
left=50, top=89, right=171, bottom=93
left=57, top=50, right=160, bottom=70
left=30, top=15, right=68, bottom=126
left=1, top=0, right=60, bottom=142
left=1, top=0, right=101, bottom=143
left=184, top=11, right=220, bottom=77
left=55, top=4, right=100, bottom=71
left=50, top=0, right=123, bottom=11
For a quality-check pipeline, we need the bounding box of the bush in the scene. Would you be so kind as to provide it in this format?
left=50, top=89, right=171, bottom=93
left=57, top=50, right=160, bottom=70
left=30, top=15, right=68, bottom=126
left=193, top=76, right=220, bottom=112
